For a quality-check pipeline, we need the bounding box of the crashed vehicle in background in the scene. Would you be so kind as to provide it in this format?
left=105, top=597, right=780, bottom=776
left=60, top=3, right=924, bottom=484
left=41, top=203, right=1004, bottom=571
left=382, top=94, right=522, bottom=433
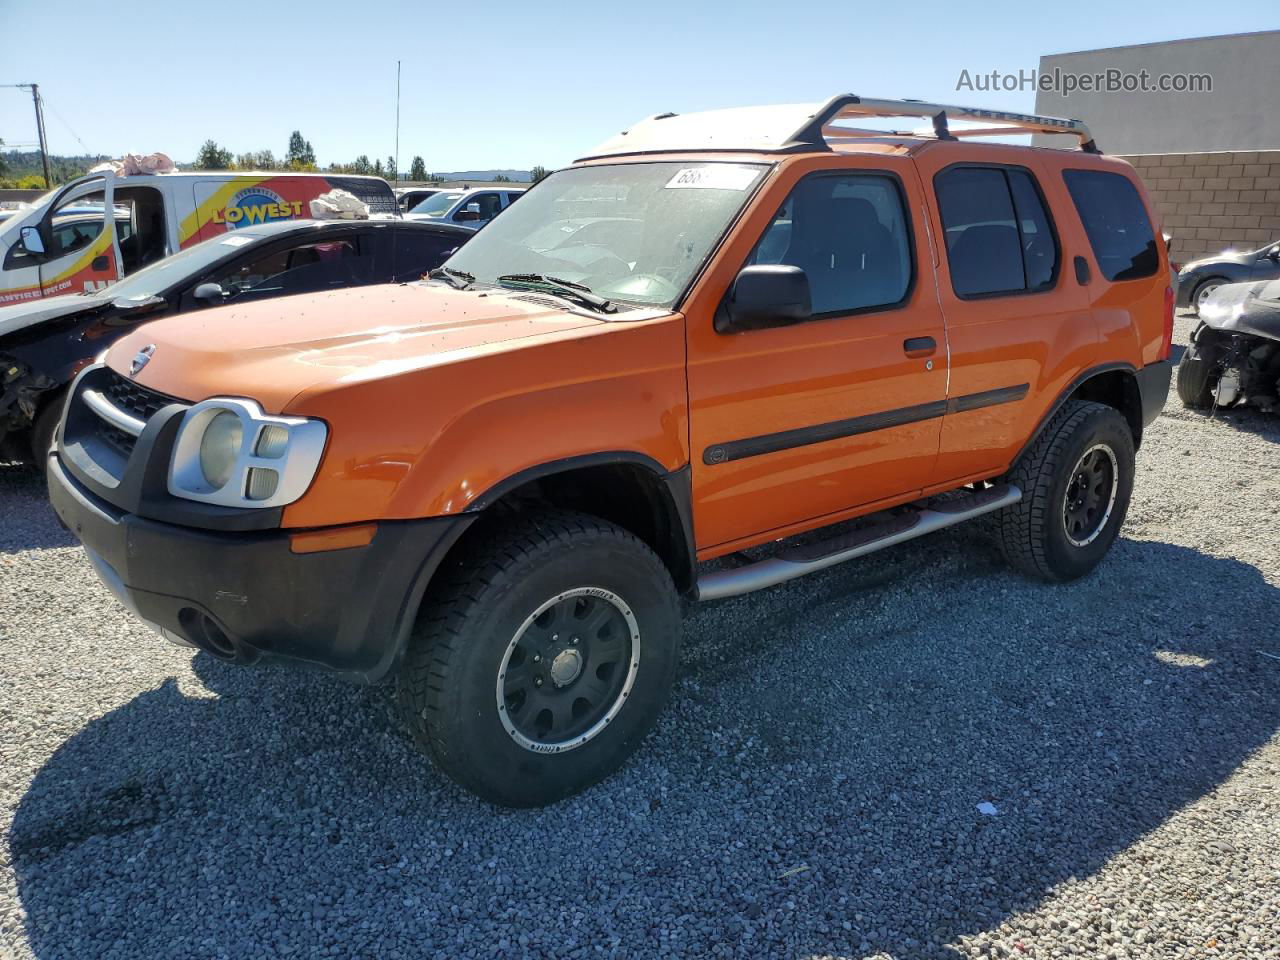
left=1177, top=278, right=1280, bottom=414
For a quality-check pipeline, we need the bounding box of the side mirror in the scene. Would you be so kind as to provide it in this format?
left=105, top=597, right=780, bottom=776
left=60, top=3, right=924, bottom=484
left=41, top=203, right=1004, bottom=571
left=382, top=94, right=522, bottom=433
left=192, top=282, right=227, bottom=303
left=1268, top=248, right=1280, bottom=261
left=716, top=264, right=812, bottom=333
left=110, top=294, right=166, bottom=318
left=20, top=225, right=45, bottom=256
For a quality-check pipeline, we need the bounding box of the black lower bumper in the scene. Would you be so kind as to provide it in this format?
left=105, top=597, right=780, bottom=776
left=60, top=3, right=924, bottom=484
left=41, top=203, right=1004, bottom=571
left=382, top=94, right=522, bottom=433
left=47, top=452, right=472, bottom=684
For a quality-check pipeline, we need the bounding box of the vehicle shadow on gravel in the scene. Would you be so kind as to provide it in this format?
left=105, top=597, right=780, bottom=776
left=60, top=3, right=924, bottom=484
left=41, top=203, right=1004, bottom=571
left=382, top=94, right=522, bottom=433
left=9, top=533, right=1280, bottom=958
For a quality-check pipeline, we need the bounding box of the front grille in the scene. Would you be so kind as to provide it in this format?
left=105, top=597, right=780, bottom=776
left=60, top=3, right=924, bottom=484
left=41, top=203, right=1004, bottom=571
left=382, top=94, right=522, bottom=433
left=102, top=368, right=181, bottom=422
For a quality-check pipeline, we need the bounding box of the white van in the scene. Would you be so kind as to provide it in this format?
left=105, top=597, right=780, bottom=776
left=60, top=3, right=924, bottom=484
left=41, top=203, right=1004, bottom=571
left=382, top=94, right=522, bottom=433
left=0, top=170, right=397, bottom=303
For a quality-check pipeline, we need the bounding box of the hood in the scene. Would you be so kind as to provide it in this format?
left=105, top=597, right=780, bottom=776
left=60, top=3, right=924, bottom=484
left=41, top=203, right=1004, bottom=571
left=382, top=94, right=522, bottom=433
left=1199, top=278, right=1280, bottom=340
left=1182, top=248, right=1256, bottom=272
left=0, top=291, right=110, bottom=341
left=106, top=282, right=652, bottom=411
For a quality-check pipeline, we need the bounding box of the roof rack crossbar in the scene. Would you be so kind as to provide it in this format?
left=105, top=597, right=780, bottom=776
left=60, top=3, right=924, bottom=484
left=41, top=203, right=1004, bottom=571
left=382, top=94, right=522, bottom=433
left=799, top=95, right=1098, bottom=152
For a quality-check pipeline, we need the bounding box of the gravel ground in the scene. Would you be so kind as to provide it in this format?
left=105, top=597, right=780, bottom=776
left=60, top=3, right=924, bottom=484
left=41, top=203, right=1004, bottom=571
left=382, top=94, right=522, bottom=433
left=1, top=312, right=1278, bottom=960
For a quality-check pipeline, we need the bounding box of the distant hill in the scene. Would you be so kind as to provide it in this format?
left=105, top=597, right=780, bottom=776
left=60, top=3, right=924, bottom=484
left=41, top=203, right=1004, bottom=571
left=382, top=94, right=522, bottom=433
left=432, top=169, right=531, bottom=183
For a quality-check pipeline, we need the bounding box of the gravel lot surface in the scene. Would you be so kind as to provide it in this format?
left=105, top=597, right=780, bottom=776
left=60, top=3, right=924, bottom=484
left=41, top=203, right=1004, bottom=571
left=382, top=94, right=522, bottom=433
left=2, top=312, right=1278, bottom=959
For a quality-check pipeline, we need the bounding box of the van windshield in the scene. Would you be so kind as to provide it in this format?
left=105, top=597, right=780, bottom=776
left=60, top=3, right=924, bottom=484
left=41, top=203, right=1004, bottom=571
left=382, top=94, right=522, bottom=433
left=440, top=162, right=768, bottom=309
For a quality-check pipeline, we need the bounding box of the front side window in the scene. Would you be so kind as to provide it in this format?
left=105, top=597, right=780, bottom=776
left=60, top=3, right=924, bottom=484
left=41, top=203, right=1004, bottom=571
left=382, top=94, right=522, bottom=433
left=1063, top=169, right=1158, bottom=282
left=456, top=193, right=502, bottom=222
left=442, top=161, right=768, bottom=309
left=210, top=236, right=373, bottom=299
left=935, top=165, right=1060, bottom=298
left=393, top=230, right=462, bottom=281
left=747, top=173, right=912, bottom=315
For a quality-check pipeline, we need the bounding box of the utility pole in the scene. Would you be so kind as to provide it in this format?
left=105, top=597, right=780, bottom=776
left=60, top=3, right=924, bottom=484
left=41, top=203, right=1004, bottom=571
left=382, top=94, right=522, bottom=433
left=2, top=82, right=51, bottom=187
left=394, top=60, right=401, bottom=184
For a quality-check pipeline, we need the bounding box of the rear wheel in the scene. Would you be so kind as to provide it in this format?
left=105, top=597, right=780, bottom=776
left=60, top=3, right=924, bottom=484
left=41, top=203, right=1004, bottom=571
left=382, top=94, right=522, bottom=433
left=997, top=400, right=1135, bottom=582
left=396, top=510, right=680, bottom=807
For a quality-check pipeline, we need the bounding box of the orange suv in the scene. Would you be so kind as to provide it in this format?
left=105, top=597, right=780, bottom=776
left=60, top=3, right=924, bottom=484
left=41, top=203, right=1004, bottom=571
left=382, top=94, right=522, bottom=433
left=48, top=97, right=1173, bottom=806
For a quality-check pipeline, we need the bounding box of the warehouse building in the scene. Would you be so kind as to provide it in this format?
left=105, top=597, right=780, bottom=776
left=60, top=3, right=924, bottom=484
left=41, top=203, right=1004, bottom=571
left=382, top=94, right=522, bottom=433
left=1034, top=31, right=1280, bottom=264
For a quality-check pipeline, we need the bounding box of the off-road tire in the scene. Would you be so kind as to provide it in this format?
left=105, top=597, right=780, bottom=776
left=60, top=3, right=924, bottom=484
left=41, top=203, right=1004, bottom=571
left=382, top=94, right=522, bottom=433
left=997, top=400, right=1134, bottom=582
left=1176, top=347, right=1215, bottom=408
left=395, top=509, right=681, bottom=807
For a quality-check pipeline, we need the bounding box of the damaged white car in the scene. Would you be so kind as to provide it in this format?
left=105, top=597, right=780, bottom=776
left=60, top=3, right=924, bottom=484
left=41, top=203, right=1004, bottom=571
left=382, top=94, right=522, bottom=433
left=1177, top=278, right=1280, bottom=414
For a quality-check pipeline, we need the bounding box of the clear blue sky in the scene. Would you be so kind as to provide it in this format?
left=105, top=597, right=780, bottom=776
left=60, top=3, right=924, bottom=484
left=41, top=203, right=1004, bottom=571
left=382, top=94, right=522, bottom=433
left=0, top=0, right=1275, bottom=172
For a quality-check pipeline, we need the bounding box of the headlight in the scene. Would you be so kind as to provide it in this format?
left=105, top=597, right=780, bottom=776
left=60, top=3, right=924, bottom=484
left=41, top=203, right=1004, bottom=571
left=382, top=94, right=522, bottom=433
left=199, top=411, right=242, bottom=489
left=168, top=398, right=327, bottom=508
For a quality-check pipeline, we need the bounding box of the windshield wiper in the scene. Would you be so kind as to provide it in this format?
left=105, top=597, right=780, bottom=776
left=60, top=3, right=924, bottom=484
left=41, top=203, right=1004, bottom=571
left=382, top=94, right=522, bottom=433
left=427, top=266, right=475, bottom=289
left=496, top=274, right=618, bottom=314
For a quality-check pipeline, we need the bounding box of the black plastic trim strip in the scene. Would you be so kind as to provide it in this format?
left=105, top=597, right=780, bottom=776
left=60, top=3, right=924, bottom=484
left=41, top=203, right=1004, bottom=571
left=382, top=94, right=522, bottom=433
left=704, top=383, right=1029, bottom=465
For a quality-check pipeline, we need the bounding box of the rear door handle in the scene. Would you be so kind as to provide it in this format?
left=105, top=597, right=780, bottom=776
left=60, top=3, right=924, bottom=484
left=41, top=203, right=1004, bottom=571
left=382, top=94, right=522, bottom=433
left=903, top=336, right=936, bottom=358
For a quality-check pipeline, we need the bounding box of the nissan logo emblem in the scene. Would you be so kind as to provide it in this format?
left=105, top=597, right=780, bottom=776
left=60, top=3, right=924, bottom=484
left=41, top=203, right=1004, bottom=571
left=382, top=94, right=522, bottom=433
left=129, top=344, right=156, bottom=378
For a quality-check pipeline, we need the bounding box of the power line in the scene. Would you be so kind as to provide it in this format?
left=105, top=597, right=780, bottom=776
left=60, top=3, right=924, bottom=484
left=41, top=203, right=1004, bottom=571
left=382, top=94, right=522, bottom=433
left=40, top=94, right=93, bottom=155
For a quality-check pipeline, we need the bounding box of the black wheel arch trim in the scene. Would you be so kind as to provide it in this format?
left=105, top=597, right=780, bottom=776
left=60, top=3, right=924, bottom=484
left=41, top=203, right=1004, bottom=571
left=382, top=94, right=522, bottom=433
left=465, top=451, right=697, bottom=595
left=1010, top=361, right=1168, bottom=468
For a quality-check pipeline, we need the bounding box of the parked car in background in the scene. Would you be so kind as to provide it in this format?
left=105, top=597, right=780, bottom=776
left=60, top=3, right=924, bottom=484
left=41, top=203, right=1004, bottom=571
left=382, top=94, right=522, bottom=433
left=395, top=186, right=445, bottom=212
left=403, top=186, right=525, bottom=229
left=48, top=96, right=1172, bottom=807
left=1175, top=238, right=1280, bottom=315
left=0, top=218, right=469, bottom=461
left=1177, top=278, right=1280, bottom=414
left=0, top=170, right=398, bottom=305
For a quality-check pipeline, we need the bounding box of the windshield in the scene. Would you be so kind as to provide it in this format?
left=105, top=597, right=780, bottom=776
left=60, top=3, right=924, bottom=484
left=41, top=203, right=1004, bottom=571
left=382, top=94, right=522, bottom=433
left=101, top=231, right=269, bottom=300
left=410, top=192, right=464, bottom=216
left=441, top=162, right=767, bottom=308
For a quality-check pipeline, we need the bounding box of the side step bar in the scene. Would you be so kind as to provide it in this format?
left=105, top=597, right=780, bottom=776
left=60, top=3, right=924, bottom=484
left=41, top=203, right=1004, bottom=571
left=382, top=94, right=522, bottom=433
left=695, top=484, right=1022, bottom=601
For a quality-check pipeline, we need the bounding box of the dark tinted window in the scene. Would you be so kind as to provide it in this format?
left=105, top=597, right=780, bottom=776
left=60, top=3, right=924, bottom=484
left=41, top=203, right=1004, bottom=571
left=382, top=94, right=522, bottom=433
left=393, top=230, right=462, bottom=281
left=935, top=166, right=1059, bottom=297
left=456, top=192, right=503, bottom=222
left=212, top=236, right=375, bottom=300
left=1063, top=170, right=1158, bottom=281
left=749, top=173, right=912, bottom=315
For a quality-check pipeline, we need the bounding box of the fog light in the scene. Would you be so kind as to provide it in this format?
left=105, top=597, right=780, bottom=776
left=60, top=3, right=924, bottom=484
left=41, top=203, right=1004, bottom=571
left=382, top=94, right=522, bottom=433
left=246, top=467, right=279, bottom=501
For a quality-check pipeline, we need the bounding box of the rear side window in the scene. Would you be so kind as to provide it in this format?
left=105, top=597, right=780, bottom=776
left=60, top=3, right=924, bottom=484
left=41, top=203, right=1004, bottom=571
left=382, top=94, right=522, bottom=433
left=213, top=236, right=375, bottom=299
left=1063, top=170, right=1158, bottom=282
left=935, top=166, right=1059, bottom=298
left=748, top=173, right=913, bottom=316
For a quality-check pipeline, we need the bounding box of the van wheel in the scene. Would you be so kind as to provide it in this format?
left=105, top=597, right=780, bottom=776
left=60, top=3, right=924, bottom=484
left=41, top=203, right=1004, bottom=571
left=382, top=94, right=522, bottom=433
left=395, top=510, right=680, bottom=807
left=997, top=400, right=1134, bottom=582
left=1176, top=346, right=1215, bottom=408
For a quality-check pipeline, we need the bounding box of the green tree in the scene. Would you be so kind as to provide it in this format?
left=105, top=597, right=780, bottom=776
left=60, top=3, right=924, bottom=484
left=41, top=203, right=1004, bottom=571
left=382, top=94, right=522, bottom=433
left=195, top=139, right=233, bottom=170
left=373, top=158, right=385, bottom=178
left=492, top=174, right=511, bottom=183
left=286, top=130, right=316, bottom=169
left=529, top=165, right=549, bottom=183
left=236, top=149, right=278, bottom=171
left=385, top=156, right=397, bottom=182
left=0, top=139, right=7, bottom=178
left=352, top=155, right=372, bottom=174
left=409, top=156, right=426, bottom=181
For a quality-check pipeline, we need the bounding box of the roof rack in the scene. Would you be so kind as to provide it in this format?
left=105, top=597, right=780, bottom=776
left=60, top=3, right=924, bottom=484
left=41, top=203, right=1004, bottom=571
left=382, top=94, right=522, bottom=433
left=579, top=95, right=1098, bottom=161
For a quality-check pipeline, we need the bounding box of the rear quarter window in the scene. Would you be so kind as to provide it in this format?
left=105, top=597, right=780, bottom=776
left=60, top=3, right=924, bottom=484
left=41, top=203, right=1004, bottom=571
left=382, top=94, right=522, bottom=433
left=1063, top=170, right=1158, bottom=282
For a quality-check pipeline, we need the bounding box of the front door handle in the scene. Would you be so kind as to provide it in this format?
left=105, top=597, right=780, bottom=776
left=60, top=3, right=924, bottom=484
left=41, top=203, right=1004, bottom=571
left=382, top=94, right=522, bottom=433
left=903, top=336, right=936, bottom=358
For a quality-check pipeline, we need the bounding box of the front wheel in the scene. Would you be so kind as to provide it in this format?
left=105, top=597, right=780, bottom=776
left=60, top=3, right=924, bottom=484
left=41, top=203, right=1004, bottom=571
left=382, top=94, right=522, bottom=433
left=396, top=510, right=680, bottom=807
left=997, top=400, right=1135, bottom=582
left=1191, top=277, right=1226, bottom=316
left=1176, top=345, right=1216, bottom=408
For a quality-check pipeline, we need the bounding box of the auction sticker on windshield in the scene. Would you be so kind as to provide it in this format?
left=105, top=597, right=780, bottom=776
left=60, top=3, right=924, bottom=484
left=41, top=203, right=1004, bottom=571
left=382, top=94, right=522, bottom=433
left=665, top=166, right=759, bottom=190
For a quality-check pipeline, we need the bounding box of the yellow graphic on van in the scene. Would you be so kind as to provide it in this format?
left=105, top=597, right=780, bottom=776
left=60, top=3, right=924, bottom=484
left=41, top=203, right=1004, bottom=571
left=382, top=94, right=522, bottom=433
left=213, top=187, right=304, bottom=228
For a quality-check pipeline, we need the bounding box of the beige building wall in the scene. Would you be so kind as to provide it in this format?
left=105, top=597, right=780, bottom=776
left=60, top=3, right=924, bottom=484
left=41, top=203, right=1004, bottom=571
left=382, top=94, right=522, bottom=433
left=1117, top=150, right=1280, bottom=264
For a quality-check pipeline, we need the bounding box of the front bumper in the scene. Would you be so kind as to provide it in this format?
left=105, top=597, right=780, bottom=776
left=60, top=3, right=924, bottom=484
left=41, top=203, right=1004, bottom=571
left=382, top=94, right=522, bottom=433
left=48, top=451, right=472, bottom=683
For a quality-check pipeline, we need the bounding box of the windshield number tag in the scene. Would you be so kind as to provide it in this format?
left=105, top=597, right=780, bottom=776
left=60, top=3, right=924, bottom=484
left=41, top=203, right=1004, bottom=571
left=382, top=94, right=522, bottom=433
left=665, top=166, right=757, bottom=191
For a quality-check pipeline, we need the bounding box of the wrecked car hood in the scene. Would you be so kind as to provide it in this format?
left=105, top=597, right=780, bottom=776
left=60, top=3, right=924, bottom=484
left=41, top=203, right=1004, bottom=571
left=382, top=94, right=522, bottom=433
left=1200, top=279, right=1280, bottom=341
left=0, top=293, right=108, bottom=341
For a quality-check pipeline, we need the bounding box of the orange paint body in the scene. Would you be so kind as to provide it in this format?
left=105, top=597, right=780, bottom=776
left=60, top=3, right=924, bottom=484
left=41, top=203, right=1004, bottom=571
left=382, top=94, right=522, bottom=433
left=107, top=139, right=1167, bottom=558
